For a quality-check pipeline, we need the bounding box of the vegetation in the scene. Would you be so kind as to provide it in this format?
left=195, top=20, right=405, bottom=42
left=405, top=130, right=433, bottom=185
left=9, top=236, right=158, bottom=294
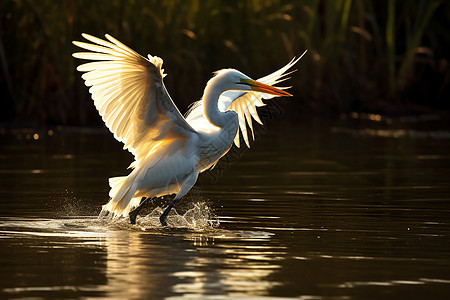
left=1, top=0, right=449, bottom=125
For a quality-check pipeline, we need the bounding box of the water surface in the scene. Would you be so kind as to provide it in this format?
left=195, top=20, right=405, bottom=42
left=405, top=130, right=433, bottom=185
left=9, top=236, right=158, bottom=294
left=1, top=115, right=450, bottom=299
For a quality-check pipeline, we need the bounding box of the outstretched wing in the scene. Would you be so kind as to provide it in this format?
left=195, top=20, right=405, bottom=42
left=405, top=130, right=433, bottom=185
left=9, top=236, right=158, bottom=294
left=221, top=52, right=306, bottom=148
left=73, top=34, right=196, bottom=163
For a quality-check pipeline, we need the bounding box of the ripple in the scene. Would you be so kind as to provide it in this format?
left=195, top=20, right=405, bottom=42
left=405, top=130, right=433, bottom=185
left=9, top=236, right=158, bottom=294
left=331, top=127, right=450, bottom=139
left=326, top=279, right=431, bottom=288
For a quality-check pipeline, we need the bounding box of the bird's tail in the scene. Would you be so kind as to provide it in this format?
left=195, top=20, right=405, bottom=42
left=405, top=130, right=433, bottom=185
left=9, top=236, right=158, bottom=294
left=99, top=175, right=140, bottom=218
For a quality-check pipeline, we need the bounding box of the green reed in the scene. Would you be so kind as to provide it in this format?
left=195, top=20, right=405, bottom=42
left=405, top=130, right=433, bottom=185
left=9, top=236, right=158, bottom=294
left=0, top=0, right=447, bottom=125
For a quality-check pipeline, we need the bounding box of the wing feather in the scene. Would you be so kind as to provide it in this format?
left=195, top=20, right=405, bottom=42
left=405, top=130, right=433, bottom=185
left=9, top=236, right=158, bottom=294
left=73, top=34, right=196, bottom=163
left=224, top=53, right=305, bottom=148
left=246, top=97, right=263, bottom=125
left=72, top=52, right=117, bottom=61
left=242, top=100, right=255, bottom=141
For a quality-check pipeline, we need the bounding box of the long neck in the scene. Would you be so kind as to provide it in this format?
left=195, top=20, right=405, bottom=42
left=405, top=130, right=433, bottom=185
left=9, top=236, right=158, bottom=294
left=203, top=81, right=229, bottom=128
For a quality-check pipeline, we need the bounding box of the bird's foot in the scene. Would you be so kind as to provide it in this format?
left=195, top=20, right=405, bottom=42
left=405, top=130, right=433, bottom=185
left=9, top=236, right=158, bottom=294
left=129, top=197, right=152, bottom=225
left=159, top=214, right=168, bottom=227
left=129, top=210, right=138, bottom=225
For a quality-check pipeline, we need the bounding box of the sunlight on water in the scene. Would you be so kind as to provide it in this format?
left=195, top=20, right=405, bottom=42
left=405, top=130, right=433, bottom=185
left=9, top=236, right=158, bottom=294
left=0, top=203, right=221, bottom=239
left=0, top=202, right=275, bottom=239
left=0, top=213, right=280, bottom=299
left=0, top=217, right=106, bottom=237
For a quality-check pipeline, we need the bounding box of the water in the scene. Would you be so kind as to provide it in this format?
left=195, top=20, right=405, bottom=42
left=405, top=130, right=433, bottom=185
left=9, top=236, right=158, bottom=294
left=1, top=115, right=450, bottom=299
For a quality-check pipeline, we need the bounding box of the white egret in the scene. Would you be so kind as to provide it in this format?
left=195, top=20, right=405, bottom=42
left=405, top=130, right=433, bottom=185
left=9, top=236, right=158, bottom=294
left=73, top=34, right=305, bottom=226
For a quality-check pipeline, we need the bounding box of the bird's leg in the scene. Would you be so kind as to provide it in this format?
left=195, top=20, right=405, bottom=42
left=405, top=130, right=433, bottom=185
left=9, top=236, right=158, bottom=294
left=160, top=171, right=199, bottom=227
left=129, top=197, right=153, bottom=224
left=159, top=196, right=181, bottom=227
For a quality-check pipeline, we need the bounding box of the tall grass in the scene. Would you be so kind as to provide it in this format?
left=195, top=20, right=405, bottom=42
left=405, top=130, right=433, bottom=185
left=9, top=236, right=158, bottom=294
left=0, top=0, right=448, bottom=125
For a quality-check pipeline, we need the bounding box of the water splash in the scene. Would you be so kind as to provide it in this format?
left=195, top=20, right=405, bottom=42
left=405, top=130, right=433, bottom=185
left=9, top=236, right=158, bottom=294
left=135, top=202, right=219, bottom=230
left=0, top=202, right=219, bottom=240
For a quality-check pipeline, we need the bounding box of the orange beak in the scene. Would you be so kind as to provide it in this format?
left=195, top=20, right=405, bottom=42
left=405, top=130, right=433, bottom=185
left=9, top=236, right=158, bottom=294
left=240, top=78, right=292, bottom=97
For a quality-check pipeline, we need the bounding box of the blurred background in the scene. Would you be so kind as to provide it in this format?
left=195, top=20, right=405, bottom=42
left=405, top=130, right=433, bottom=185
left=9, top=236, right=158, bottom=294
left=0, top=0, right=449, bottom=126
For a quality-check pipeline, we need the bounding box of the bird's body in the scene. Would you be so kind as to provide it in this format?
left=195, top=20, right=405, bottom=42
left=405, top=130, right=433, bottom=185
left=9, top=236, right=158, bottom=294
left=73, top=34, right=304, bottom=226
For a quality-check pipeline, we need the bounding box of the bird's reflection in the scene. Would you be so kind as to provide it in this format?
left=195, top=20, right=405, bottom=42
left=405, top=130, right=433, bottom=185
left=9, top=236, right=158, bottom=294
left=102, top=224, right=285, bottom=298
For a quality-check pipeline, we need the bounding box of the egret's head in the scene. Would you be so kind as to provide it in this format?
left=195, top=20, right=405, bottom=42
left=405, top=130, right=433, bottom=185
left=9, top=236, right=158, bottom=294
left=211, top=69, right=292, bottom=97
